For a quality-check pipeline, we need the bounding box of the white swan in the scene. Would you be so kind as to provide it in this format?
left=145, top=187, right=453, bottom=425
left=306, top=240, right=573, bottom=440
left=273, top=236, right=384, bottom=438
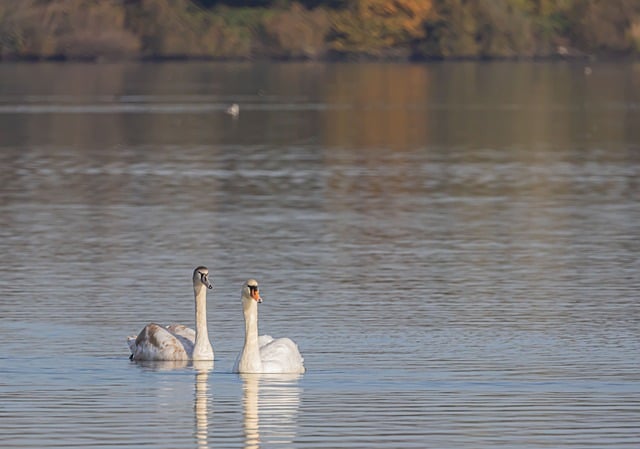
left=127, top=266, right=214, bottom=361
left=234, top=279, right=305, bottom=374
left=226, top=103, right=239, bottom=117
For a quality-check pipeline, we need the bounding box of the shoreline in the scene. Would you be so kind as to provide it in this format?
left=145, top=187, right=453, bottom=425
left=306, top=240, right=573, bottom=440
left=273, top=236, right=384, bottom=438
left=1, top=53, right=637, bottom=64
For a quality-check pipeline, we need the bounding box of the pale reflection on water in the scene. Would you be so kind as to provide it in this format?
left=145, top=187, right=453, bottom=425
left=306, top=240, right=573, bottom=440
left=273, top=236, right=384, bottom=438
left=0, top=61, right=639, bottom=449
left=195, top=361, right=214, bottom=449
left=128, top=360, right=214, bottom=449
left=242, top=374, right=301, bottom=449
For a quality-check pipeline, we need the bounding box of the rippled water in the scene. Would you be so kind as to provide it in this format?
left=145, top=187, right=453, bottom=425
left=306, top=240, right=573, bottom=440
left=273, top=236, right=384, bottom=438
left=1, top=62, right=639, bottom=448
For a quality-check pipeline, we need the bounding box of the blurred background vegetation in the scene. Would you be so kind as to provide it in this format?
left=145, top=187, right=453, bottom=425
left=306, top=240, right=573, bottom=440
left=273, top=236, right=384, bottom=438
left=0, top=0, right=639, bottom=61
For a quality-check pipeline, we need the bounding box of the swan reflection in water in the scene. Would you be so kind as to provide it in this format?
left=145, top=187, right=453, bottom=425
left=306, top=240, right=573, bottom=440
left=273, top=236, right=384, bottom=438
left=241, top=373, right=302, bottom=449
left=194, top=361, right=214, bottom=449
left=129, top=361, right=301, bottom=449
left=131, top=360, right=213, bottom=449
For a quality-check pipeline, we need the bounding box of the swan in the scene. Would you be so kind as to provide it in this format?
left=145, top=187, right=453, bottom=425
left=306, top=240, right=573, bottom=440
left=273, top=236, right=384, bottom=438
left=226, top=103, right=239, bottom=117
left=234, top=279, right=305, bottom=374
left=127, top=266, right=214, bottom=361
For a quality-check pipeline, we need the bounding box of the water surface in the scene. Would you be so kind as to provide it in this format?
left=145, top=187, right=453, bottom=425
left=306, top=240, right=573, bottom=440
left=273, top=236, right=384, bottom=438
left=0, top=61, right=639, bottom=448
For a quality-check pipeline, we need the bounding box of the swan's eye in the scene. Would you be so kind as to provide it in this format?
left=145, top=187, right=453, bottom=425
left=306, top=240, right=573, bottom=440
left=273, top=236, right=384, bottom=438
left=248, top=285, right=258, bottom=293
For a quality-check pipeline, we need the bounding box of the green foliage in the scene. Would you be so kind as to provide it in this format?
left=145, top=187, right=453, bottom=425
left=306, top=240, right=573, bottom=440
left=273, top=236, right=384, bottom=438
left=567, top=0, right=640, bottom=54
left=0, top=0, right=140, bottom=60
left=0, top=0, right=638, bottom=60
left=328, top=0, right=434, bottom=56
left=417, top=0, right=541, bottom=59
left=261, top=3, right=330, bottom=58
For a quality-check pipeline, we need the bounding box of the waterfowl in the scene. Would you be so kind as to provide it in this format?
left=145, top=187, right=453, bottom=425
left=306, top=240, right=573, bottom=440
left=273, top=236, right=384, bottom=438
left=233, top=279, right=305, bottom=374
left=226, top=103, right=239, bottom=117
left=127, top=266, right=214, bottom=361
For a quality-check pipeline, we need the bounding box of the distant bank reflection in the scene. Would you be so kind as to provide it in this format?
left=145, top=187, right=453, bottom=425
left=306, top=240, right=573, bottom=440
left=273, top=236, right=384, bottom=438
left=241, top=373, right=302, bottom=449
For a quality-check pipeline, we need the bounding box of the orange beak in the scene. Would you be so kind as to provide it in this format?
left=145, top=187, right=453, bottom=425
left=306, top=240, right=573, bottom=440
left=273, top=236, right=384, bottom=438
left=251, top=289, right=262, bottom=303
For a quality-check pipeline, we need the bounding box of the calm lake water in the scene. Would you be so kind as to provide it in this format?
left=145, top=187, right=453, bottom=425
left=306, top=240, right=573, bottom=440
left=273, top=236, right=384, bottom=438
left=0, top=61, right=639, bottom=448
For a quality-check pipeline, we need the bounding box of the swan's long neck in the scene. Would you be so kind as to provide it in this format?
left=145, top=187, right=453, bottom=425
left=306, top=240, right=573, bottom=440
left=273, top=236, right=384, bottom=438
left=240, top=298, right=263, bottom=373
left=193, top=285, right=213, bottom=360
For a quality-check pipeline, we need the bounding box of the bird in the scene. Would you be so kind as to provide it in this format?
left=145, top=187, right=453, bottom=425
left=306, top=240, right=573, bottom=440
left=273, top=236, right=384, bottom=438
left=233, top=279, right=305, bottom=374
left=226, top=103, right=239, bottom=117
left=127, top=266, right=214, bottom=361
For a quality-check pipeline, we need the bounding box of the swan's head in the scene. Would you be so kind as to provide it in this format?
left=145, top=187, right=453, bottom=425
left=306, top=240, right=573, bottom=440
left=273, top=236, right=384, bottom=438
left=193, top=266, right=213, bottom=290
left=242, top=279, right=262, bottom=303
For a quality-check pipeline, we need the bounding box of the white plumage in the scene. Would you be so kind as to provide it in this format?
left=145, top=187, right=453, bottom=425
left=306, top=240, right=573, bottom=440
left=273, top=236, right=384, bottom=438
left=226, top=103, right=239, bottom=117
left=127, top=267, right=214, bottom=361
left=234, top=279, right=305, bottom=374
